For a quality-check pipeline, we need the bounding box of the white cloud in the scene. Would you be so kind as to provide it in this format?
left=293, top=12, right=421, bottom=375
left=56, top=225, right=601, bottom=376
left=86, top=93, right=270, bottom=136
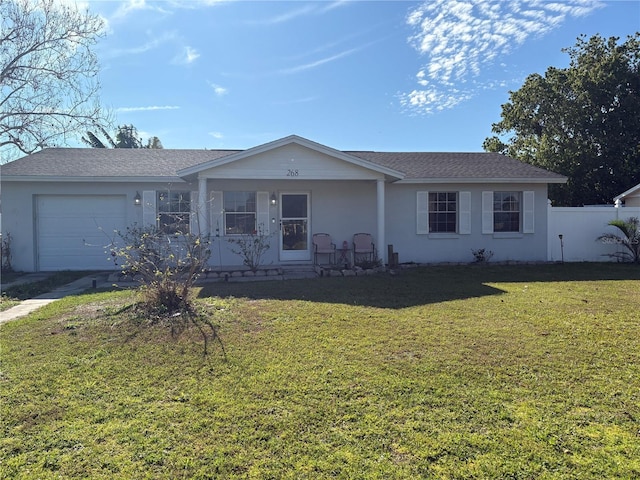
left=400, top=0, right=604, bottom=114
left=320, top=1, right=349, bottom=13
left=173, top=46, right=200, bottom=64
left=109, top=0, right=172, bottom=19
left=272, top=96, right=317, bottom=106
left=207, top=81, right=228, bottom=96
left=116, top=105, right=180, bottom=112
left=247, top=1, right=347, bottom=25
left=113, top=0, right=146, bottom=18
left=278, top=37, right=380, bottom=76
left=103, top=27, right=198, bottom=66
left=399, top=86, right=472, bottom=115
left=104, top=31, right=177, bottom=58
left=209, top=131, right=224, bottom=139
left=252, top=5, right=317, bottom=25
left=279, top=47, right=361, bottom=74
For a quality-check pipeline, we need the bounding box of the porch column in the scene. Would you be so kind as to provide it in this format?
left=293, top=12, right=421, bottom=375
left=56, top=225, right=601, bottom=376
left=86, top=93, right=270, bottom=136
left=198, top=176, right=208, bottom=235
left=376, top=178, right=386, bottom=265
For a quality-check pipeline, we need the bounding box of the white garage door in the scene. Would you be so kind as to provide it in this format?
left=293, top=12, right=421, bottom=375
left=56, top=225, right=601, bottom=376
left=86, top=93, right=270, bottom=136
left=37, top=195, right=127, bottom=271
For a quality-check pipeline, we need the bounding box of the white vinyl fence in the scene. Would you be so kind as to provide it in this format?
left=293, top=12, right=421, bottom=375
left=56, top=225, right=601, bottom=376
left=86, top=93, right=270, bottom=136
left=547, top=204, right=640, bottom=262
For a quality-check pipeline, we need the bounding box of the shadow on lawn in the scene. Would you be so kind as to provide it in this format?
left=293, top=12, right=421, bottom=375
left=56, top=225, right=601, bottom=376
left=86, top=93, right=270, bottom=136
left=197, top=263, right=639, bottom=310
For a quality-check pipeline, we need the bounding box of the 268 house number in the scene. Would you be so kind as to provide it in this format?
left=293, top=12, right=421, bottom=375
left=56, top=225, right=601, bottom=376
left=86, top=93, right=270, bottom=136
left=286, top=169, right=299, bottom=176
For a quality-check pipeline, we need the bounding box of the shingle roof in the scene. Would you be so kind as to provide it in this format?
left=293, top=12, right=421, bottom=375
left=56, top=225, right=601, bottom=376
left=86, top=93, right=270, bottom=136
left=1, top=146, right=566, bottom=182
left=0, top=148, right=239, bottom=178
left=347, top=151, right=565, bottom=180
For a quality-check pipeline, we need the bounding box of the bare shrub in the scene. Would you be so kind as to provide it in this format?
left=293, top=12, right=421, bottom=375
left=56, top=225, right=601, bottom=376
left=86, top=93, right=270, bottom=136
left=227, top=225, right=273, bottom=272
left=110, top=225, right=224, bottom=356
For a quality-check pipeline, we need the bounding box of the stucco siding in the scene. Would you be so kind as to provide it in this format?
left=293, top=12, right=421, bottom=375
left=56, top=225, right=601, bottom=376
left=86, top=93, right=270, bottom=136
left=203, top=179, right=378, bottom=267
left=1, top=181, right=195, bottom=271
left=199, top=144, right=384, bottom=181
left=625, top=195, right=640, bottom=207
left=3, top=178, right=555, bottom=271
left=385, top=183, right=550, bottom=264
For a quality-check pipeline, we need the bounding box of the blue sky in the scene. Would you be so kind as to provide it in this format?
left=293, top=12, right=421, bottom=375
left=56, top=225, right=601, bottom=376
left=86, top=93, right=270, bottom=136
left=86, top=0, right=639, bottom=152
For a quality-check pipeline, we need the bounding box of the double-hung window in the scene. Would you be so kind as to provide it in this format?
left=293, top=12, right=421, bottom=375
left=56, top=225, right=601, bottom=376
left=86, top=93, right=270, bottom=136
left=157, top=191, right=191, bottom=234
left=429, top=192, right=458, bottom=233
left=224, top=191, right=257, bottom=235
left=209, top=191, right=270, bottom=237
left=482, top=190, right=535, bottom=234
left=493, top=192, right=521, bottom=233
left=417, top=191, right=471, bottom=235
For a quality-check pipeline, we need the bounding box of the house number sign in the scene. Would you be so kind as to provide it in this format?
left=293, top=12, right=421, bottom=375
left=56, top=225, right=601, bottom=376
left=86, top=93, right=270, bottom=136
left=286, top=169, right=299, bottom=177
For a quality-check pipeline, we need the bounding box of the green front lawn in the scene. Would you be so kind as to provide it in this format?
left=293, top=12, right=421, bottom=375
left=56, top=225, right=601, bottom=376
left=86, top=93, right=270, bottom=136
left=1, top=264, right=639, bottom=479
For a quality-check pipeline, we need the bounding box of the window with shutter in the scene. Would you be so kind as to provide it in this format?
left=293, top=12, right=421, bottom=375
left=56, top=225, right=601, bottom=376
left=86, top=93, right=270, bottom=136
left=157, top=191, right=191, bottom=234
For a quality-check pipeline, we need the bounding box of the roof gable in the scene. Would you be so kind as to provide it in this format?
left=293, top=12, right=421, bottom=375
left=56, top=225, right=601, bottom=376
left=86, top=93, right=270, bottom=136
left=177, top=135, right=404, bottom=180
left=614, top=182, right=640, bottom=202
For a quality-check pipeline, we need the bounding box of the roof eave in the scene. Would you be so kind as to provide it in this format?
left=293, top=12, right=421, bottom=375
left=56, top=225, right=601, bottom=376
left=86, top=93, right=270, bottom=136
left=394, top=177, right=568, bottom=184
left=1, top=175, right=187, bottom=183
left=614, top=183, right=640, bottom=202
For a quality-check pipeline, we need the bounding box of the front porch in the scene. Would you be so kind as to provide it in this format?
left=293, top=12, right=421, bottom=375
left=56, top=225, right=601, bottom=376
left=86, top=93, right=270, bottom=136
left=189, top=178, right=391, bottom=269
left=176, top=136, right=403, bottom=269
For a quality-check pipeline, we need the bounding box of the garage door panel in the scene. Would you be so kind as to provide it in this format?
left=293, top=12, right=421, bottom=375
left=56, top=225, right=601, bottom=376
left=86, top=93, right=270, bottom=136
left=39, top=252, right=115, bottom=271
left=37, top=195, right=127, bottom=271
left=38, top=196, right=124, bottom=215
left=38, top=237, right=113, bottom=254
left=38, top=218, right=109, bottom=234
left=38, top=225, right=117, bottom=243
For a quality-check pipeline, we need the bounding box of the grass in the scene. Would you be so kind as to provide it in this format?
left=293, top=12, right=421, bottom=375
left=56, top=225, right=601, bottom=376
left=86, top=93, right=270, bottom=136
left=1, top=263, right=639, bottom=479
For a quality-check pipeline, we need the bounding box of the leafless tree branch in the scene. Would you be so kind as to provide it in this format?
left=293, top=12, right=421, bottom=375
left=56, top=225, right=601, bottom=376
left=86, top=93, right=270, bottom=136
left=0, top=0, right=110, bottom=161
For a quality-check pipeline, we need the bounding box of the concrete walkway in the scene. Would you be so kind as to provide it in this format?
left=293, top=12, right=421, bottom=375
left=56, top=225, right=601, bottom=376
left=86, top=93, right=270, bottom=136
left=0, top=273, right=111, bottom=325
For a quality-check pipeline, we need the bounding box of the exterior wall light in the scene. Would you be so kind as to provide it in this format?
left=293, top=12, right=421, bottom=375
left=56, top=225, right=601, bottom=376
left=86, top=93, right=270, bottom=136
left=134, top=191, right=142, bottom=206
left=270, top=193, right=277, bottom=205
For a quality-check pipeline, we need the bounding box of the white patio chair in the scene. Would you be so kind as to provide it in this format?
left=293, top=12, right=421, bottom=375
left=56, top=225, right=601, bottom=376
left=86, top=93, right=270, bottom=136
left=353, top=233, right=375, bottom=263
left=312, top=233, right=336, bottom=265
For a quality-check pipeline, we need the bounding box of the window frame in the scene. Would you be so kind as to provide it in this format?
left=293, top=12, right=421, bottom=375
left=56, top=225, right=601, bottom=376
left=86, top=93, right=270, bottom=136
left=493, top=191, right=521, bottom=233
left=157, top=190, right=191, bottom=235
left=223, top=191, right=258, bottom=235
left=428, top=191, right=458, bottom=233
left=417, top=191, right=471, bottom=235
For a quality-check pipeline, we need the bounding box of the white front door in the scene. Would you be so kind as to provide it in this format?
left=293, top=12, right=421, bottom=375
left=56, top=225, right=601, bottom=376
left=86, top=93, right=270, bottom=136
left=279, top=193, right=310, bottom=261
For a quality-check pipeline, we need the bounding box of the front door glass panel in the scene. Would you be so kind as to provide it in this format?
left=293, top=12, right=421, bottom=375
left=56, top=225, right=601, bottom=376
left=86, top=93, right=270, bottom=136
left=280, top=193, right=310, bottom=261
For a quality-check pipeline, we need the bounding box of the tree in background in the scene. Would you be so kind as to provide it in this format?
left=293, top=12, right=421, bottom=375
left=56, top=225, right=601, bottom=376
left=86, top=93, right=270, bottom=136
left=82, top=124, right=163, bottom=149
left=146, top=136, right=163, bottom=149
left=0, top=0, right=107, bottom=160
left=81, top=125, right=116, bottom=148
left=114, top=124, right=142, bottom=149
left=484, top=34, right=640, bottom=206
